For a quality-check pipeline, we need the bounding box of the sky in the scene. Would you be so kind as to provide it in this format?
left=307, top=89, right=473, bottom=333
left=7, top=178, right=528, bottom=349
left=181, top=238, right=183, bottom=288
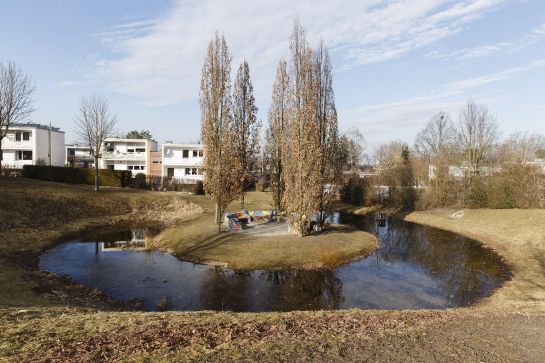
left=1, top=0, right=545, bottom=152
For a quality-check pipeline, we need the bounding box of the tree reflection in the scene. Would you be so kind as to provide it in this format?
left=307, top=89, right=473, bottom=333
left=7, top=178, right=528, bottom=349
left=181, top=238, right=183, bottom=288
left=197, top=268, right=344, bottom=312
left=356, top=216, right=510, bottom=307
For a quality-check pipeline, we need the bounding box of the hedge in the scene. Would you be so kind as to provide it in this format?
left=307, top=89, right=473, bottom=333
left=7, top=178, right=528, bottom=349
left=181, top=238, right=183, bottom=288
left=22, top=165, right=132, bottom=188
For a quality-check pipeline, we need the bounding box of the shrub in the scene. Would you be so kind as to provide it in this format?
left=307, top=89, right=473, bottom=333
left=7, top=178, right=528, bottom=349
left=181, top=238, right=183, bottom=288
left=467, top=179, right=489, bottom=208
left=22, top=165, right=131, bottom=188
left=192, top=180, right=204, bottom=195
left=341, top=175, right=367, bottom=206
left=132, top=173, right=148, bottom=189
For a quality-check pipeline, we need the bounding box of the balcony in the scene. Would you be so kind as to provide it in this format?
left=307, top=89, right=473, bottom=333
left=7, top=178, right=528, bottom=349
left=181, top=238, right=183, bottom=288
left=101, top=151, right=146, bottom=161
left=2, top=139, right=33, bottom=149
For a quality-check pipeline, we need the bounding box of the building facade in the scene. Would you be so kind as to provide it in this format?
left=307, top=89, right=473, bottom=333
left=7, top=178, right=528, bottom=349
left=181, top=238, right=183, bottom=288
left=162, top=143, right=204, bottom=182
left=0, top=122, right=65, bottom=168
left=100, top=138, right=159, bottom=175
left=65, top=144, right=93, bottom=167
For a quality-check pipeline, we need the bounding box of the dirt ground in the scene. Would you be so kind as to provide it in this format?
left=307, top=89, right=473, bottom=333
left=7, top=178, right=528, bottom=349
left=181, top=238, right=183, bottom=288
left=2, top=178, right=545, bottom=362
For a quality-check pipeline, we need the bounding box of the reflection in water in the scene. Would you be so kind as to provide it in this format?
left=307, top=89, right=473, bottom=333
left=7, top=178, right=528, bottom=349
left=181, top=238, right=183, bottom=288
left=39, top=218, right=511, bottom=312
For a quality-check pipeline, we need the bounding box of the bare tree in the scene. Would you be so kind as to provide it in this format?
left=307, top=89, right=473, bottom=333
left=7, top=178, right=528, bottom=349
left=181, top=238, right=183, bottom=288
left=499, top=132, right=545, bottom=164
left=232, top=60, right=260, bottom=209
left=265, top=60, right=290, bottom=211
left=0, top=60, right=35, bottom=172
left=200, top=33, right=239, bottom=231
left=458, top=99, right=499, bottom=176
left=339, top=127, right=366, bottom=171
left=74, top=96, right=117, bottom=191
left=415, top=112, right=457, bottom=159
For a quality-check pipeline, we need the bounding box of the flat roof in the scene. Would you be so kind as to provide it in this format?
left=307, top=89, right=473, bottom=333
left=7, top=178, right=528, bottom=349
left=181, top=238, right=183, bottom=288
left=162, top=143, right=203, bottom=148
left=11, top=122, right=64, bottom=133
left=104, top=138, right=158, bottom=143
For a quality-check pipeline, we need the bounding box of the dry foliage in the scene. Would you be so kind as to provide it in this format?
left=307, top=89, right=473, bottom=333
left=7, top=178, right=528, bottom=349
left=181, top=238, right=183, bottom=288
left=232, top=60, right=260, bottom=208
left=199, top=33, right=240, bottom=229
left=281, top=20, right=341, bottom=235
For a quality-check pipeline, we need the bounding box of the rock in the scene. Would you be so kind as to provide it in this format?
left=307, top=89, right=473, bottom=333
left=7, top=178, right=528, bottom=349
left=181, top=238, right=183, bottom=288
left=450, top=210, right=464, bottom=219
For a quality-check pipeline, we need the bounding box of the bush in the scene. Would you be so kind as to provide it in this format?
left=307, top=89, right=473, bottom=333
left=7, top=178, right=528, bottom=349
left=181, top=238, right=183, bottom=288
left=132, top=173, right=148, bottom=189
left=466, top=179, right=489, bottom=208
left=192, top=180, right=204, bottom=195
left=22, top=165, right=131, bottom=188
left=341, top=175, right=367, bottom=206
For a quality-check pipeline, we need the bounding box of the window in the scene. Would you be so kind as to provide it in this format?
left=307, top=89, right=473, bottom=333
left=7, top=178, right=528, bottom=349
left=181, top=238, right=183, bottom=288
left=135, top=148, right=145, bottom=153
left=167, top=168, right=174, bottom=177
left=183, top=150, right=189, bottom=158
left=128, top=166, right=134, bottom=170
left=23, top=131, right=30, bottom=141
left=198, top=150, right=203, bottom=157
left=15, top=131, right=21, bottom=141
left=141, top=166, right=145, bottom=171
left=107, top=165, right=114, bottom=170
left=127, top=148, right=135, bottom=153
left=152, top=160, right=161, bottom=164
left=193, top=150, right=198, bottom=157
left=191, top=168, right=197, bottom=175
left=16, top=150, right=32, bottom=160
left=185, top=168, right=190, bottom=175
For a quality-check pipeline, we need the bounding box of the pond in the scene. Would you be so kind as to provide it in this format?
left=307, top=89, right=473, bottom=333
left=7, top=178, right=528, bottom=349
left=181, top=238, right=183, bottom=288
left=39, top=216, right=511, bottom=312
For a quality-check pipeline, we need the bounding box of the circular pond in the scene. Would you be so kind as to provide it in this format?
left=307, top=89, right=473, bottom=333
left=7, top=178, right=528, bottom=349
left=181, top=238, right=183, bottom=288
left=39, top=216, right=511, bottom=312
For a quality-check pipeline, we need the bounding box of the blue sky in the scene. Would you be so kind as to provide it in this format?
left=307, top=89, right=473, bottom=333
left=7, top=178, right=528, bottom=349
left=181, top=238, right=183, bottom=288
left=1, top=0, right=544, bottom=151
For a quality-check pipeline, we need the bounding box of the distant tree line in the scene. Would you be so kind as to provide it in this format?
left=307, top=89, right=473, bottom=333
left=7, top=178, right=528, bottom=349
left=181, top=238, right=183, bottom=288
left=368, top=99, right=545, bottom=209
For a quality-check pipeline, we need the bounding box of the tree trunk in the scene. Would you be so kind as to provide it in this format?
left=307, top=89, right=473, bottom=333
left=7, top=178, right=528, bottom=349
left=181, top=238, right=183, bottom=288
left=94, top=157, right=99, bottom=191
left=215, top=202, right=221, bottom=232
left=0, top=142, right=3, bottom=174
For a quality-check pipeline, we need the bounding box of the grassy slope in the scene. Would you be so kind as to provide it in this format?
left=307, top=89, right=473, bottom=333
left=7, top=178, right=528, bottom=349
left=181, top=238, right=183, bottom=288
left=2, top=178, right=545, bottom=361
left=0, top=177, right=202, bottom=307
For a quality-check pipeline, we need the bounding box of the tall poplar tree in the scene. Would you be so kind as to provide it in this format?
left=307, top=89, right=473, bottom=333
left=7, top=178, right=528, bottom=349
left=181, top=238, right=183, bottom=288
left=283, top=20, right=322, bottom=236
left=313, top=40, right=340, bottom=224
left=280, top=20, right=340, bottom=236
left=200, top=33, right=239, bottom=231
left=232, top=60, right=260, bottom=209
left=265, top=60, right=290, bottom=212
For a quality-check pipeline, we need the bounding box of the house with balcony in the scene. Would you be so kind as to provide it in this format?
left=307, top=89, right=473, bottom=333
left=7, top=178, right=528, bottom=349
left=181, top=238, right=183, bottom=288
left=65, top=144, right=93, bottom=167
left=162, top=142, right=204, bottom=182
left=100, top=138, right=159, bottom=175
left=0, top=122, right=65, bottom=168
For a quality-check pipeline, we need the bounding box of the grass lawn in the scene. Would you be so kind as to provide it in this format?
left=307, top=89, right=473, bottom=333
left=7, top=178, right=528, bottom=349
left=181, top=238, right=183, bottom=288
left=2, top=177, right=545, bottom=362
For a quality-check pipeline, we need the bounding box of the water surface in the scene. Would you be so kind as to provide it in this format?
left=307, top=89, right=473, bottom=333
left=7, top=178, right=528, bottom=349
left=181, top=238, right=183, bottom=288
left=39, top=217, right=511, bottom=311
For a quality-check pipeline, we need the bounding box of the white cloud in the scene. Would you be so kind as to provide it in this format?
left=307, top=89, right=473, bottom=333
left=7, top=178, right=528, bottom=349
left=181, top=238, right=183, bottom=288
left=427, top=21, right=545, bottom=62
left=340, top=57, right=545, bottom=144
left=93, top=0, right=505, bottom=106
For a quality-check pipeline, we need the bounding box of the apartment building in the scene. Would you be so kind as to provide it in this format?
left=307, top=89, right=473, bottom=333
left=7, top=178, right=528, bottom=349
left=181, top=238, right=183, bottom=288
left=65, top=144, right=93, bottom=167
left=100, top=138, right=159, bottom=175
left=162, top=142, right=204, bottom=182
left=0, top=122, right=65, bottom=168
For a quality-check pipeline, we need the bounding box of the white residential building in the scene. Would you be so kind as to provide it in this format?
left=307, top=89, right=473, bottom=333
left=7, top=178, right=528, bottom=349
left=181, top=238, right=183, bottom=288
left=100, top=138, right=159, bottom=175
left=162, top=142, right=204, bottom=182
left=0, top=122, right=65, bottom=168
left=65, top=144, right=93, bottom=167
